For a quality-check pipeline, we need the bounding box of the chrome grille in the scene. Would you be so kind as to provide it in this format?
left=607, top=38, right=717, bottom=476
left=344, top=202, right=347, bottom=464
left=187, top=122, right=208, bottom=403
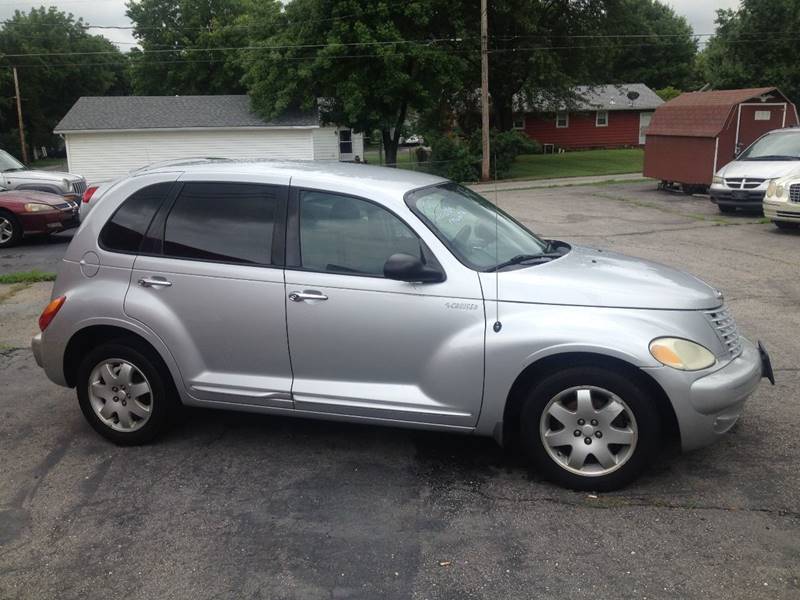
left=54, top=202, right=72, bottom=210
left=71, top=180, right=87, bottom=195
left=790, top=184, right=800, bottom=203
left=724, top=177, right=765, bottom=190
left=704, top=305, right=742, bottom=359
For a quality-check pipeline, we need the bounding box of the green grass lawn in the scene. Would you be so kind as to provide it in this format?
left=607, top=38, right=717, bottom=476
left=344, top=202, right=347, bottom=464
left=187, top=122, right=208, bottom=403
left=362, top=146, right=643, bottom=181
left=505, top=148, right=643, bottom=181
left=29, top=158, right=67, bottom=170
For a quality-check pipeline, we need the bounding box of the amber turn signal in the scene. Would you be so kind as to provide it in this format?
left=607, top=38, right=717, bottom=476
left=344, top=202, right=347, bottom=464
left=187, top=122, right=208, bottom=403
left=38, top=296, right=66, bottom=331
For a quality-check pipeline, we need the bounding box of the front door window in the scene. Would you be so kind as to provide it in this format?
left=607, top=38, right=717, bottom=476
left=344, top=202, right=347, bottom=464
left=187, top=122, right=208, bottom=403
left=299, top=191, right=420, bottom=276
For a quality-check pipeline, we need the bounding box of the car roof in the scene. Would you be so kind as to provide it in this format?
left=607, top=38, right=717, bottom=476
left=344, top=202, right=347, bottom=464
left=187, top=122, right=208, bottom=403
left=137, top=159, right=449, bottom=199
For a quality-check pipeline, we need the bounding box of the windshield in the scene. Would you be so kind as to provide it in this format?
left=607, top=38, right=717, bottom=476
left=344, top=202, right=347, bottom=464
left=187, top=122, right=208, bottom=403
left=0, top=150, right=25, bottom=172
left=405, top=183, right=550, bottom=271
left=739, top=132, right=800, bottom=161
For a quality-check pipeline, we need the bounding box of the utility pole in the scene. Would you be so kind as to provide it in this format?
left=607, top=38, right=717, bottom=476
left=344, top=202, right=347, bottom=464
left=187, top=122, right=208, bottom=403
left=480, top=0, right=490, bottom=181
left=12, top=67, right=28, bottom=164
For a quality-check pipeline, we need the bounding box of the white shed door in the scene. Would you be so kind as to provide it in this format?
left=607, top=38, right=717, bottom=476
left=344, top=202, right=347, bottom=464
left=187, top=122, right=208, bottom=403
left=65, top=129, right=315, bottom=183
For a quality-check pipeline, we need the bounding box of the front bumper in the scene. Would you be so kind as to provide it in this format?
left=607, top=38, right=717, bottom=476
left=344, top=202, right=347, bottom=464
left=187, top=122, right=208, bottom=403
left=763, top=199, right=800, bottom=223
left=19, top=207, right=79, bottom=235
left=709, top=187, right=765, bottom=210
left=652, top=338, right=772, bottom=452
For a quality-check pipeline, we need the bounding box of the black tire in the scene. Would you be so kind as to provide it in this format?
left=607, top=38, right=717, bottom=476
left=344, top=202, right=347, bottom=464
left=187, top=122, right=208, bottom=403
left=774, top=220, right=800, bottom=230
left=520, top=366, right=661, bottom=491
left=0, top=210, right=22, bottom=248
left=76, top=338, right=179, bottom=445
left=718, top=205, right=736, bottom=214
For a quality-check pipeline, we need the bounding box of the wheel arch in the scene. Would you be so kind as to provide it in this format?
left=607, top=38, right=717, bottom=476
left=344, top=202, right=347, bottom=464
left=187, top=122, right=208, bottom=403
left=501, top=351, right=680, bottom=449
left=63, top=324, right=178, bottom=391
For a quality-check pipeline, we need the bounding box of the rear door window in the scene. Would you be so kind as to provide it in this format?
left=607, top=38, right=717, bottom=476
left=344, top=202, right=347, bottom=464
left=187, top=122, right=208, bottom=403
left=163, top=182, right=279, bottom=265
left=100, top=182, right=173, bottom=253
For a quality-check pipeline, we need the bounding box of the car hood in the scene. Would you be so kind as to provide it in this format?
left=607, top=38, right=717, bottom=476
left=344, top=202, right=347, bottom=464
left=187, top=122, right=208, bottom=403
left=4, top=170, right=83, bottom=184
left=0, top=189, right=71, bottom=207
left=479, top=246, right=721, bottom=310
left=718, top=159, right=800, bottom=181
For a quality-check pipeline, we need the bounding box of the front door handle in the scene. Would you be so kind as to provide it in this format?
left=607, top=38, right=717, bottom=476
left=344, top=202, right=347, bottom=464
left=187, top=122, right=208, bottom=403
left=289, top=290, right=328, bottom=302
left=138, top=277, right=172, bottom=288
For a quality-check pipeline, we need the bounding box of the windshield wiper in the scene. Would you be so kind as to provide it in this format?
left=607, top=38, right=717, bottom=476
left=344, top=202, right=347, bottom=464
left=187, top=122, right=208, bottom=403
left=2, top=167, right=25, bottom=172
left=487, top=253, right=562, bottom=272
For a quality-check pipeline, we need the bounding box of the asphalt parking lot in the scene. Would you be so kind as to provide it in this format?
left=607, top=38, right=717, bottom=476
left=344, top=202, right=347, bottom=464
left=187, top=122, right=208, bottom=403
left=1, top=180, right=798, bottom=599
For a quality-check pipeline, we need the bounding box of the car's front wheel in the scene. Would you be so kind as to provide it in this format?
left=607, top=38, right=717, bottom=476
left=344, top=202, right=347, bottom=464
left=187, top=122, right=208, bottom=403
left=0, top=211, right=22, bottom=248
left=76, top=340, right=178, bottom=445
left=521, top=366, right=660, bottom=491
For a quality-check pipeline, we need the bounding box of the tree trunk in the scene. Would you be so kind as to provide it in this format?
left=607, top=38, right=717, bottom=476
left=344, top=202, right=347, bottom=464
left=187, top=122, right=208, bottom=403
left=382, top=101, right=409, bottom=168
left=492, top=92, right=515, bottom=131
left=382, top=129, right=399, bottom=167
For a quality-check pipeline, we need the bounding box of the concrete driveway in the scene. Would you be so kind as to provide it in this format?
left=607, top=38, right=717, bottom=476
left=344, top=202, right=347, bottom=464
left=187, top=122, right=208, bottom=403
left=1, top=181, right=798, bottom=599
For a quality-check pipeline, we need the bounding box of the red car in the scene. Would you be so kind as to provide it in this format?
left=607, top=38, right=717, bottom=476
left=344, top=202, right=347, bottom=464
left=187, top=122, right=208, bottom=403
left=0, top=189, right=80, bottom=248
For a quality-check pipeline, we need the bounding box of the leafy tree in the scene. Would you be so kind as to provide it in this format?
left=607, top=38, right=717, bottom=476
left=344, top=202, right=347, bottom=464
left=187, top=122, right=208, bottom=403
left=0, top=7, right=129, bottom=160
left=655, top=86, right=683, bottom=102
left=240, top=0, right=471, bottom=166
left=126, top=0, right=249, bottom=95
left=703, top=1, right=800, bottom=102
left=600, top=0, right=697, bottom=90
left=483, top=0, right=614, bottom=132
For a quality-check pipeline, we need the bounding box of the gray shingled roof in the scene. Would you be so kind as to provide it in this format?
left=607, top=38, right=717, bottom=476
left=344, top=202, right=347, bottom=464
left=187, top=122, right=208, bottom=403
left=522, top=84, right=664, bottom=112
left=54, top=95, right=320, bottom=132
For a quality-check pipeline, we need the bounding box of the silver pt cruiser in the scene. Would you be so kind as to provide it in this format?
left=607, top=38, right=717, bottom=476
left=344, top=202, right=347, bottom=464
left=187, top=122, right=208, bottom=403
left=32, top=161, right=774, bottom=490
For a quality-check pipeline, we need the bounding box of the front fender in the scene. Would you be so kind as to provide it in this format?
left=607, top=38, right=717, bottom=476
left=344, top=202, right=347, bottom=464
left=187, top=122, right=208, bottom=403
left=474, top=302, right=719, bottom=437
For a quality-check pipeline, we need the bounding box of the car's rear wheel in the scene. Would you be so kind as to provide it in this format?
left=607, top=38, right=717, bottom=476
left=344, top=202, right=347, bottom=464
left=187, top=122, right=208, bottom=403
left=521, top=366, right=660, bottom=491
left=0, top=211, right=22, bottom=248
left=77, top=340, right=178, bottom=445
left=774, top=220, right=800, bottom=230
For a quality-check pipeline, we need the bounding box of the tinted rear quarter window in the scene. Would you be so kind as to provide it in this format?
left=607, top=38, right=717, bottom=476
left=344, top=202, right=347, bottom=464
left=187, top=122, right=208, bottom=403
left=100, top=182, right=172, bottom=253
left=163, top=182, right=277, bottom=265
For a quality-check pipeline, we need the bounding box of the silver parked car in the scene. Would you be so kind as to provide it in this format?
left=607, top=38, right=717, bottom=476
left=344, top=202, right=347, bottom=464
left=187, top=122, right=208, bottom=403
left=709, top=128, right=800, bottom=213
left=0, top=150, right=87, bottom=200
left=32, top=161, right=773, bottom=490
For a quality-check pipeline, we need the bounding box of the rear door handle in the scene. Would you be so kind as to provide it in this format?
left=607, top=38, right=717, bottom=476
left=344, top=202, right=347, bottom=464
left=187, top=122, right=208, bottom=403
left=289, top=290, right=328, bottom=302
left=138, top=277, right=172, bottom=288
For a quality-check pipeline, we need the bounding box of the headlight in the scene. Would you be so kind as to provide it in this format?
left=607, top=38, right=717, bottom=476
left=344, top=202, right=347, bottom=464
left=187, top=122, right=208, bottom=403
left=767, top=180, right=787, bottom=200
left=649, top=337, right=716, bottom=371
left=23, top=202, right=55, bottom=213
left=712, top=175, right=724, bottom=185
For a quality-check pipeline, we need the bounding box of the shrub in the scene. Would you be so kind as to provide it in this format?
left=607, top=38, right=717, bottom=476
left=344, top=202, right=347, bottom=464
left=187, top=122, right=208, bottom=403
left=427, top=129, right=540, bottom=182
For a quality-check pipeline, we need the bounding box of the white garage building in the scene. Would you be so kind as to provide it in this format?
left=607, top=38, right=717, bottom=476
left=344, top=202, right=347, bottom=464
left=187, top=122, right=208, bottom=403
left=54, top=95, right=365, bottom=183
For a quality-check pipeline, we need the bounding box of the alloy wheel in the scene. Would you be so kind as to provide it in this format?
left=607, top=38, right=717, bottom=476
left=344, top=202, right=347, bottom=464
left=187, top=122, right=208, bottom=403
left=0, top=217, right=13, bottom=244
left=539, top=385, right=638, bottom=477
left=88, top=359, right=153, bottom=432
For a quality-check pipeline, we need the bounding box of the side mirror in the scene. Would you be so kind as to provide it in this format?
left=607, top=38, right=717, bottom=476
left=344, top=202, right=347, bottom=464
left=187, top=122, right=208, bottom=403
left=384, top=253, right=445, bottom=283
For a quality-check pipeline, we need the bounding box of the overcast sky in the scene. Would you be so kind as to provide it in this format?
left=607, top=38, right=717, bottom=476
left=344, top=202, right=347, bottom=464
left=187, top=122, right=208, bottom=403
left=1, top=0, right=743, bottom=50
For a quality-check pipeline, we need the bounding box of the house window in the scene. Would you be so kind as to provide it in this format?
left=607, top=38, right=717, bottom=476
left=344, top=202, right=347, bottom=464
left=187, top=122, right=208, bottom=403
left=755, top=110, right=771, bottom=121
left=512, top=114, right=525, bottom=130
left=556, top=112, right=569, bottom=128
left=596, top=111, right=609, bottom=127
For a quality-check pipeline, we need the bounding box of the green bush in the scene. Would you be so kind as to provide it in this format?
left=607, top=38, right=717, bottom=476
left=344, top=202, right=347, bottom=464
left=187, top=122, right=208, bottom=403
left=426, top=129, right=540, bottom=182
left=427, top=134, right=480, bottom=182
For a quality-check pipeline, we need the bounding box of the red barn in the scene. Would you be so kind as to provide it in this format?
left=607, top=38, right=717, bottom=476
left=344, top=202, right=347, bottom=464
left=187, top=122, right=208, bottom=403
left=516, top=84, right=663, bottom=151
left=643, top=87, right=799, bottom=189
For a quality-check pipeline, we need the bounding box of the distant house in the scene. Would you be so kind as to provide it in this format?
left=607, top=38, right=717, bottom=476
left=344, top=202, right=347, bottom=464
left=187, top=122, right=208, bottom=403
left=515, top=84, right=663, bottom=151
left=54, top=95, right=364, bottom=182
